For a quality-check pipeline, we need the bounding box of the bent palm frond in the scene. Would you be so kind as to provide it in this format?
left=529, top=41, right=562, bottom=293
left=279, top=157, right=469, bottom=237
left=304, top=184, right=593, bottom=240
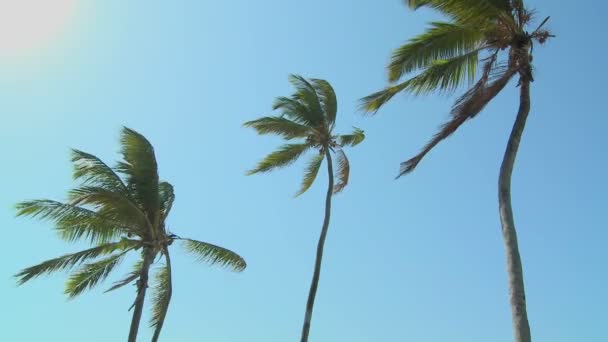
left=333, top=149, right=350, bottom=194
left=16, top=200, right=128, bottom=243
left=288, top=74, right=324, bottom=125
left=243, top=116, right=311, bottom=140
left=246, top=143, right=311, bottom=175
left=360, top=81, right=413, bottom=114
left=406, top=49, right=482, bottom=94
left=68, top=186, right=149, bottom=230
left=399, top=67, right=517, bottom=176
left=150, top=253, right=172, bottom=342
left=65, top=251, right=130, bottom=298
left=295, top=153, right=324, bottom=197
left=159, top=182, right=175, bottom=222
left=337, top=128, right=365, bottom=147
left=71, top=149, right=130, bottom=196
left=273, top=96, right=316, bottom=126
left=115, top=127, right=160, bottom=224
left=361, top=48, right=481, bottom=113
left=310, top=79, right=338, bottom=128
left=406, top=0, right=509, bottom=23
left=15, top=239, right=140, bottom=285
left=182, top=238, right=246, bottom=272
left=389, top=21, right=483, bottom=82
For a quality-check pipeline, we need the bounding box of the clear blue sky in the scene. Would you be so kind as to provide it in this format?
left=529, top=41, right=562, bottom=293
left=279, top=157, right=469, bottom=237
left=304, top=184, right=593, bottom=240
left=1, top=1, right=606, bottom=341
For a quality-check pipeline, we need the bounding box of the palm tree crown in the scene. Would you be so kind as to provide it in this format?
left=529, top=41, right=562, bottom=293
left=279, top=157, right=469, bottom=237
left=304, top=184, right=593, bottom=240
left=245, top=74, right=364, bottom=194
left=15, top=127, right=246, bottom=341
left=361, top=0, right=553, bottom=176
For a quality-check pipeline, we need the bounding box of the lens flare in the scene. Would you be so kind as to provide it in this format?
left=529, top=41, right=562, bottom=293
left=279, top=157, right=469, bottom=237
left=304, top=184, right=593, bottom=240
left=0, top=0, right=76, bottom=58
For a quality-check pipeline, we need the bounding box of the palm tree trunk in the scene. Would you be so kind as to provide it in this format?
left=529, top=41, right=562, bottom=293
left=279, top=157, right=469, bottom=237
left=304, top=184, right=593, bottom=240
left=300, top=150, right=334, bottom=342
left=498, top=76, right=532, bottom=342
left=128, top=247, right=155, bottom=342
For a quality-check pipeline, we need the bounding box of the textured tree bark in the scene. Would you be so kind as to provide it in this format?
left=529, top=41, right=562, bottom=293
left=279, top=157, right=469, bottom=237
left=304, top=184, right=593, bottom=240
left=128, top=248, right=155, bottom=342
left=300, top=150, right=334, bottom=342
left=498, top=77, right=532, bottom=342
left=152, top=249, right=173, bottom=342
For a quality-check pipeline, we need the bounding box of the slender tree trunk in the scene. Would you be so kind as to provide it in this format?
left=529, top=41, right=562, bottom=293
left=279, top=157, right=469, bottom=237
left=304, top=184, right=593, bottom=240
left=128, top=247, right=155, bottom=342
left=300, top=150, right=334, bottom=342
left=152, top=249, right=173, bottom=342
left=498, top=76, right=532, bottom=342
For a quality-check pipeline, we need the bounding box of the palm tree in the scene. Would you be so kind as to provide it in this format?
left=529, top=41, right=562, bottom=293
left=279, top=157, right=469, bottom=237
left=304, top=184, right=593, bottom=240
left=245, top=75, right=364, bottom=342
left=15, top=127, right=246, bottom=342
left=361, top=1, right=553, bottom=341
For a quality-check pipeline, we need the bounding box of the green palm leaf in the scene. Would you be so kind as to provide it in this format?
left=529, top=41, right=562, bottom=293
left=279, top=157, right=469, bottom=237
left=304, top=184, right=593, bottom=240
left=159, top=182, right=175, bottom=221
left=150, top=254, right=172, bottom=342
left=362, top=49, right=481, bottom=113
left=16, top=200, right=131, bottom=243
left=246, top=143, right=311, bottom=175
left=71, top=149, right=130, bottom=195
left=295, top=153, right=324, bottom=197
left=115, top=127, right=160, bottom=225
left=406, top=49, right=482, bottom=95
left=388, top=21, right=483, bottom=82
left=182, top=238, right=246, bottom=271
left=333, top=149, right=350, bottom=194
left=360, top=81, right=412, bottom=114
left=311, top=79, right=338, bottom=127
left=337, top=128, right=365, bottom=147
left=68, top=185, right=149, bottom=230
left=273, top=96, right=316, bottom=126
left=243, top=116, right=311, bottom=140
left=65, top=252, right=129, bottom=298
left=407, top=0, right=508, bottom=23
left=288, top=74, right=324, bottom=125
left=15, top=239, right=140, bottom=285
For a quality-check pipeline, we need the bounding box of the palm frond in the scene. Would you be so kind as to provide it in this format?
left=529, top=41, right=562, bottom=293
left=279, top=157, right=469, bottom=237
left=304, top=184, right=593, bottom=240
left=68, top=186, right=149, bottom=230
left=65, top=252, right=129, bottom=298
left=115, top=127, right=160, bottom=225
left=104, top=259, right=143, bottom=293
left=360, top=81, right=413, bottom=114
left=243, top=116, right=311, bottom=140
left=362, top=49, right=481, bottom=114
left=333, top=149, right=350, bottom=194
left=159, top=182, right=174, bottom=221
left=273, top=96, right=316, bottom=126
left=150, top=253, right=172, bottom=342
left=288, top=74, right=324, bottom=125
left=337, top=128, right=365, bottom=147
left=15, top=239, right=140, bottom=285
left=310, top=79, right=338, bottom=128
left=182, top=238, right=246, bottom=272
left=16, top=200, right=129, bottom=243
left=406, top=0, right=509, bottom=24
left=388, top=21, right=483, bottom=82
left=71, top=149, right=130, bottom=195
left=406, top=49, right=482, bottom=94
left=399, top=66, right=517, bottom=176
left=246, top=143, right=311, bottom=175
left=295, top=153, right=324, bottom=197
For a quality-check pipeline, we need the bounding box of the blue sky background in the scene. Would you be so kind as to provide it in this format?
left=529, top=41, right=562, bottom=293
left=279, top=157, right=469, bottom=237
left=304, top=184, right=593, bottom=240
left=1, top=1, right=606, bottom=341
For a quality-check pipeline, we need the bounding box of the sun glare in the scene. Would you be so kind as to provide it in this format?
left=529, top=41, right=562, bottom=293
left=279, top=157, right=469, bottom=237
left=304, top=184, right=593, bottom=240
left=0, top=0, right=76, bottom=58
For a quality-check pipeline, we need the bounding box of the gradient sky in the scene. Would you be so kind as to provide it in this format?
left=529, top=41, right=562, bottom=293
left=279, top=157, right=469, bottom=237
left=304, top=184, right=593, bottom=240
left=1, top=1, right=606, bottom=341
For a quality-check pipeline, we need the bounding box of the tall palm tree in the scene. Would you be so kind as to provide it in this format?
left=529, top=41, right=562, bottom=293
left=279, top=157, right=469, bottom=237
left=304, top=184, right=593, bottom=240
left=245, top=75, right=364, bottom=342
left=360, top=1, right=553, bottom=341
left=15, top=127, right=246, bottom=342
